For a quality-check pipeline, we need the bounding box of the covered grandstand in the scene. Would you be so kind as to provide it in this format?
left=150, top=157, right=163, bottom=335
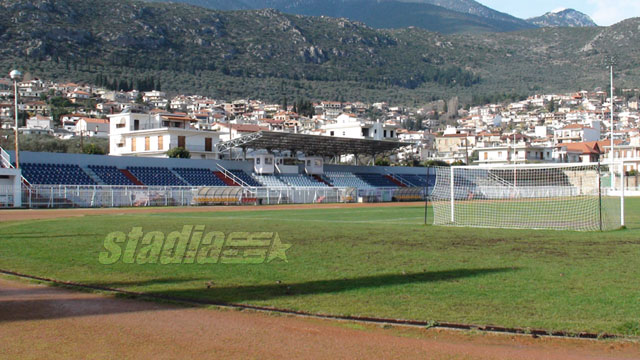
left=0, top=131, right=434, bottom=208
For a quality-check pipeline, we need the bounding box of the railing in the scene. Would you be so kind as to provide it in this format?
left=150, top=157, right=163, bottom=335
left=215, top=164, right=253, bottom=191
left=487, top=170, right=514, bottom=187
left=385, top=171, right=412, bottom=187
left=0, top=185, right=15, bottom=208
left=20, top=184, right=361, bottom=208
left=1, top=147, right=13, bottom=169
left=23, top=185, right=200, bottom=208
left=0, top=145, right=31, bottom=188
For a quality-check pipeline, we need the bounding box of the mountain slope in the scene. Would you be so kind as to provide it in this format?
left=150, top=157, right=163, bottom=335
left=396, top=0, right=531, bottom=27
left=1, top=0, right=639, bottom=104
left=144, top=0, right=536, bottom=33
left=527, top=9, right=597, bottom=28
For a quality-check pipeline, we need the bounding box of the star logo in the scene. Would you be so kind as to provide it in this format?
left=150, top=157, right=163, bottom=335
left=266, top=233, right=291, bottom=263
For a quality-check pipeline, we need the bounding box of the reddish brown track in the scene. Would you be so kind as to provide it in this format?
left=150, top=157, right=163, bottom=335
left=0, top=201, right=424, bottom=222
left=1, top=276, right=639, bottom=360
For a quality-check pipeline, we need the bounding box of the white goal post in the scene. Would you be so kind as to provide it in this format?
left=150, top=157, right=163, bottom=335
left=429, top=163, right=623, bottom=231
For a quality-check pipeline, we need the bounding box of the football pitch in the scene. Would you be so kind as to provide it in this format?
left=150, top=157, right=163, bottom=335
left=1, top=200, right=639, bottom=336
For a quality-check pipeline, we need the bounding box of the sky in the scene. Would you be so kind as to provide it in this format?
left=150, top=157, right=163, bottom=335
left=478, top=0, right=640, bottom=26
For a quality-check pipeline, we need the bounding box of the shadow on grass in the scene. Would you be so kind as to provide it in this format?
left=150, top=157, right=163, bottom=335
left=0, top=268, right=516, bottom=323
left=139, top=267, right=518, bottom=304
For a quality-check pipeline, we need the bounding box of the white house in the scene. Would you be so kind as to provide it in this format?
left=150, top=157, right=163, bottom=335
left=321, top=113, right=398, bottom=140
left=75, top=117, right=110, bottom=138
left=554, top=124, right=600, bottom=144
left=477, top=143, right=559, bottom=165
left=108, top=109, right=222, bottom=159
left=26, top=115, right=52, bottom=131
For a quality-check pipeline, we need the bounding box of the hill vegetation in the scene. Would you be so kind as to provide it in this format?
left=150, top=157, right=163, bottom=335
left=1, top=0, right=639, bottom=105
left=144, top=0, right=536, bottom=34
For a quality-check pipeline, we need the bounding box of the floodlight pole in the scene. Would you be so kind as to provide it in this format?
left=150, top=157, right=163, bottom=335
left=608, top=59, right=615, bottom=189
left=10, top=70, right=22, bottom=169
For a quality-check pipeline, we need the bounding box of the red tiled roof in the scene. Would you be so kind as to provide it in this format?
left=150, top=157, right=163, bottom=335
left=81, top=117, right=109, bottom=124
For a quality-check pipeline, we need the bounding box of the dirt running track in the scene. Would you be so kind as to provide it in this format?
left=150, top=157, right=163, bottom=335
left=2, top=204, right=640, bottom=359
left=1, top=278, right=639, bottom=359
left=0, top=202, right=424, bottom=222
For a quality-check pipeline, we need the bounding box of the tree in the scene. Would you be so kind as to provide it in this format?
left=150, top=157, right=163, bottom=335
left=374, top=157, right=390, bottom=166
left=83, top=143, right=105, bottom=155
left=167, top=147, right=191, bottom=159
left=423, top=160, right=449, bottom=167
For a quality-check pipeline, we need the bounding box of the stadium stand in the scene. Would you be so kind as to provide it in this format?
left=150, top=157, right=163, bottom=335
left=127, top=166, right=187, bottom=186
left=88, top=165, right=135, bottom=186
left=229, top=170, right=262, bottom=187
left=324, top=172, right=374, bottom=189
left=356, top=173, right=398, bottom=187
left=20, top=163, right=96, bottom=185
left=395, top=174, right=433, bottom=187
left=253, top=175, right=288, bottom=187
left=277, top=174, right=328, bottom=187
left=173, top=167, right=227, bottom=187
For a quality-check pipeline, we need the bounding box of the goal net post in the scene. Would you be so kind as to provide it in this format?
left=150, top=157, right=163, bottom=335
left=430, top=163, right=622, bottom=231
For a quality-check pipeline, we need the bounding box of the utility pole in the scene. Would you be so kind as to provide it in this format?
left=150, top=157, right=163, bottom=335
left=464, top=136, right=469, bottom=165
left=10, top=70, right=22, bottom=169
left=606, top=56, right=616, bottom=189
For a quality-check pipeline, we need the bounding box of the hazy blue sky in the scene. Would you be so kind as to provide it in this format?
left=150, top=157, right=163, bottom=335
left=478, top=0, right=640, bottom=26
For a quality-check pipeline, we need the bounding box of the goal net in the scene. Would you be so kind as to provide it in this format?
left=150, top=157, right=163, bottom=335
left=429, top=163, right=621, bottom=231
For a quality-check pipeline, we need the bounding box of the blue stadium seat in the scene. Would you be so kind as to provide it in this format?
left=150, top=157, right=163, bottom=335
left=126, top=166, right=187, bottom=186
left=173, top=168, right=227, bottom=187
left=356, top=173, right=398, bottom=188
left=229, top=170, right=262, bottom=187
left=20, top=163, right=96, bottom=185
left=89, top=165, right=135, bottom=186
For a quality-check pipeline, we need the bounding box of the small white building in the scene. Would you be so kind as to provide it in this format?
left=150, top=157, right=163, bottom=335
left=75, top=117, right=110, bottom=138
left=554, top=124, right=600, bottom=144
left=108, top=109, right=222, bottom=159
left=26, top=115, right=52, bottom=131
left=321, top=113, right=398, bottom=140
left=477, top=143, right=557, bottom=165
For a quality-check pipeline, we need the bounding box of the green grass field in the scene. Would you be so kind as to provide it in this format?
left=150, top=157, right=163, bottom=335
left=1, top=200, right=640, bottom=336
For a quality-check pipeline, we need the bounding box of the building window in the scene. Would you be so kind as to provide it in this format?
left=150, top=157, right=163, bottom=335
left=131, top=138, right=136, bottom=152
left=205, top=137, right=212, bottom=152
left=116, top=123, right=125, bottom=128
left=178, top=136, right=186, bottom=148
left=158, top=136, right=164, bottom=150
left=384, top=130, right=387, bottom=137
left=330, top=131, right=334, bottom=136
left=144, top=137, right=150, bottom=151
